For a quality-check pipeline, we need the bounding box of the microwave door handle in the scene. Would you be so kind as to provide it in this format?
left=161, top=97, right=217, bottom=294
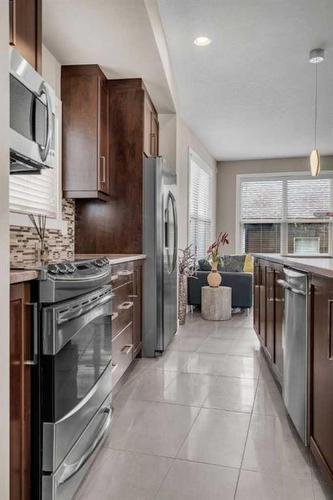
left=38, top=81, right=53, bottom=162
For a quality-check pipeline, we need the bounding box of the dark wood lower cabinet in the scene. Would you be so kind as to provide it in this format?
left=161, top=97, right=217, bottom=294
left=10, top=283, right=32, bottom=500
left=253, top=257, right=284, bottom=384
left=311, top=275, right=333, bottom=481
left=111, top=260, right=143, bottom=387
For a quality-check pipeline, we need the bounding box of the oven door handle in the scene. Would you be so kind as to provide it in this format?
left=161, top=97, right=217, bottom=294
left=57, top=406, right=112, bottom=485
left=57, top=291, right=114, bottom=326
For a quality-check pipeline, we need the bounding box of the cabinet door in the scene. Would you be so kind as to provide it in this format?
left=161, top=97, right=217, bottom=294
left=132, top=262, right=143, bottom=358
left=9, top=0, right=42, bottom=72
left=311, top=276, right=333, bottom=477
left=274, top=266, right=284, bottom=376
left=150, top=112, right=159, bottom=156
left=98, top=77, right=110, bottom=195
left=259, top=262, right=266, bottom=345
left=10, top=283, right=32, bottom=500
left=143, top=94, right=152, bottom=157
left=266, top=266, right=275, bottom=360
left=253, top=259, right=260, bottom=336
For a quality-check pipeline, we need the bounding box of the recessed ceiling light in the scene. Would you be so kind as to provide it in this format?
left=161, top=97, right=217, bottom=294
left=194, top=36, right=211, bottom=47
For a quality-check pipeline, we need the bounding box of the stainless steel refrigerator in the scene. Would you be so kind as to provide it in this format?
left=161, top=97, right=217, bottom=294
left=142, top=156, right=178, bottom=356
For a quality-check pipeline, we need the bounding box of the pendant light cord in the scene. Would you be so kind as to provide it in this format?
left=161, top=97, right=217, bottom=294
left=314, top=62, right=318, bottom=149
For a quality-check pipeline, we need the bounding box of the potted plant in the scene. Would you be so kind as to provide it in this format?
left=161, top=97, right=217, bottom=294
left=178, top=245, right=197, bottom=325
left=206, top=232, right=229, bottom=287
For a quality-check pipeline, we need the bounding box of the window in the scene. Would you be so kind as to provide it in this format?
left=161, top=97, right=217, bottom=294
left=9, top=99, right=61, bottom=219
left=188, top=151, right=213, bottom=259
left=238, top=173, right=333, bottom=255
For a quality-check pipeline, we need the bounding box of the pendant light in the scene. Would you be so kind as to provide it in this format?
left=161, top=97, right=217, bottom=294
left=309, top=48, right=324, bottom=177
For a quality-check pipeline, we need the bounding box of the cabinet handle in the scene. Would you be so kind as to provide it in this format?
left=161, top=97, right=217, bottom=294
left=121, top=344, right=133, bottom=355
left=118, top=301, right=133, bottom=310
left=24, top=302, right=38, bottom=366
left=9, top=0, right=16, bottom=46
left=100, top=156, right=106, bottom=184
left=111, top=312, right=119, bottom=321
left=112, top=363, right=118, bottom=373
left=128, top=294, right=138, bottom=298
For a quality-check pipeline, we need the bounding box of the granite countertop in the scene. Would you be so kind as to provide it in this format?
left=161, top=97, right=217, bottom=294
left=75, top=254, right=146, bottom=264
left=10, top=270, right=38, bottom=284
left=252, top=253, right=333, bottom=279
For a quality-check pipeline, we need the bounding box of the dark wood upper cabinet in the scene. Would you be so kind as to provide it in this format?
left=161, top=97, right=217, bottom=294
left=75, top=78, right=159, bottom=254
left=10, top=283, right=33, bottom=500
left=9, top=0, right=42, bottom=72
left=310, top=275, right=333, bottom=481
left=61, top=65, right=110, bottom=201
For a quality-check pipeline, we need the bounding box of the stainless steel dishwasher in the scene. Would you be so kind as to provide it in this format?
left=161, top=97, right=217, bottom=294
left=277, top=268, right=309, bottom=445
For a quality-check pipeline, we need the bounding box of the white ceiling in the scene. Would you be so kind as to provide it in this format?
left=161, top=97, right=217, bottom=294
left=158, top=0, right=333, bottom=160
left=43, top=0, right=175, bottom=113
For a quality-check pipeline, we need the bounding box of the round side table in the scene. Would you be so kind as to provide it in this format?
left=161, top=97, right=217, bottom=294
left=201, top=286, right=232, bottom=321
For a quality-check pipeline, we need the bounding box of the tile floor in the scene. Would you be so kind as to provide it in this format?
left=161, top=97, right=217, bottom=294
left=76, top=310, right=333, bottom=500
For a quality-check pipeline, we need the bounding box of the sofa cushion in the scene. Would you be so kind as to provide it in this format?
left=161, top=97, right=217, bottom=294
left=222, top=255, right=246, bottom=272
left=198, top=259, right=211, bottom=271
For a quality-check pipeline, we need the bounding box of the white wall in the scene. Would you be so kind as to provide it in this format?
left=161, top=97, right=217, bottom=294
left=217, top=156, right=333, bottom=253
left=177, top=116, right=217, bottom=249
left=0, top=1, right=10, bottom=498
left=42, top=44, right=61, bottom=98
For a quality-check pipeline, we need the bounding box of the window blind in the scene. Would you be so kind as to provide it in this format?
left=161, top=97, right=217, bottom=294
left=241, top=179, right=283, bottom=220
left=189, top=156, right=212, bottom=259
left=287, top=178, right=331, bottom=219
left=9, top=166, right=59, bottom=218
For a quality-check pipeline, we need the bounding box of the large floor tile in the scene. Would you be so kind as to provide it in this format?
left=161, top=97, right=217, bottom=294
left=203, top=376, right=257, bottom=413
left=167, top=335, right=206, bottom=352
left=197, top=336, right=234, bottom=354
left=155, top=459, right=238, bottom=500
left=209, top=326, right=257, bottom=340
left=187, top=352, right=260, bottom=379
left=242, top=414, right=313, bottom=477
left=228, top=338, right=260, bottom=357
left=177, top=407, right=250, bottom=468
left=253, top=379, right=286, bottom=417
left=115, top=369, right=177, bottom=403
left=161, top=372, right=217, bottom=406
left=311, top=474, right=333, bottom=500
left=154, top=350, right=193, bottom=372
left=235, top=469, right=315, bottom=500
left=75, top=448, right=171, bottom=500
left=106, top=399, right=199, bottom=458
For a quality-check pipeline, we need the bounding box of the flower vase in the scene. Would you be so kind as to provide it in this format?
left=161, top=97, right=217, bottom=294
left=207, top=261, right=222, bottom=288
left=178, top=274, right=187, bottom=325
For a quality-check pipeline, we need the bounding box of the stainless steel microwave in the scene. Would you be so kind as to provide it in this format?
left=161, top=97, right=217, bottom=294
left=10, top=48, right=57, bottom=174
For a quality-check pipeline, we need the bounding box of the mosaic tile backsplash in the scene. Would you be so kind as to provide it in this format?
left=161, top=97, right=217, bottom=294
left=10, top=199, right=75, bottom=266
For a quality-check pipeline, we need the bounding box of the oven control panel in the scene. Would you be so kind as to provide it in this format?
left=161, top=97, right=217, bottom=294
left=47, top=257, right=110, bottom=277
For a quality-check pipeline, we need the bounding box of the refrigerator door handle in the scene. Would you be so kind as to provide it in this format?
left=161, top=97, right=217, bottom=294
left=166, top=191, right=178, bottom=274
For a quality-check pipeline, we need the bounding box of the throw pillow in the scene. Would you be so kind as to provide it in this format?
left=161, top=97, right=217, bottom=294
left=198, top=259, right=212, bottom=271
left=243, top=254, right=254, bottom=273
left=223, top=255, right=246, bottom=272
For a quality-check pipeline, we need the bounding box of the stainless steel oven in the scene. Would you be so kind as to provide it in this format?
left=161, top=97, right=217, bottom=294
left=23, top=257, right=113, bottom=500
left=10, top=48, right=57, bottom=174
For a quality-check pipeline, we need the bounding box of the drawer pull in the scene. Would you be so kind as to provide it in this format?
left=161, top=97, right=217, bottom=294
left=118, top=270, right=133, bottom=276
left=111, top=274, right=119, bottom=281
left=111, top=363, right=118, bottom=372
left=111, top=312, right=119, bottom=321
left=118, top=301, right=133, bottom=310
left=121, top=344, right=133, bottom=355
left=128, top=294, right=138, bottom=298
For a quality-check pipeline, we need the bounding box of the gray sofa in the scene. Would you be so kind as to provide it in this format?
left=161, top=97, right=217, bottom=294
left=187, top=271, right=253, bottom=310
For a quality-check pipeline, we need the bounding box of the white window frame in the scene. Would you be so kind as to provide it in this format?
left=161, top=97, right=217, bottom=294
left=9, top=98, right=67, bottom=234
left=187, top=148, right=214, bottom=257
left=236, top=171, right=333, bottom=256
